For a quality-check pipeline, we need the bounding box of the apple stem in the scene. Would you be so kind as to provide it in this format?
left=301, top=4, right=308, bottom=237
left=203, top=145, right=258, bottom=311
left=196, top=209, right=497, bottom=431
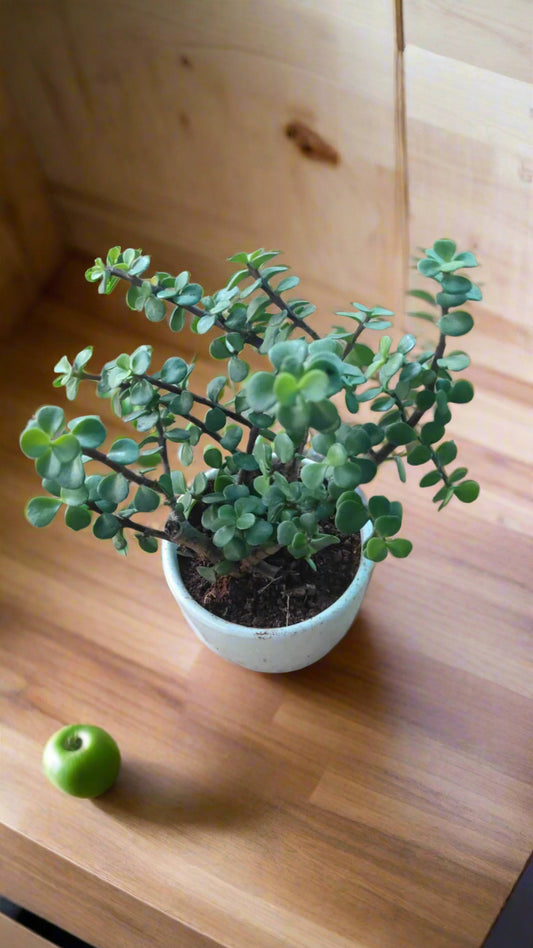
left=65, top=735, right=83, bottom=751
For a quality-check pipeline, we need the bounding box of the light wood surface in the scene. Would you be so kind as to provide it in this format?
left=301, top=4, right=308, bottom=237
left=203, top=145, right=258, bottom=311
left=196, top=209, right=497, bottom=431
left=0, top=79, right=62, bottom=336
left=0, top=0, right=403, bottom=319
left=0, top=913, right=52, bottom=948
left=0, top=258, right=531, bottom=948
left=404, top=3, right=532, bottom=382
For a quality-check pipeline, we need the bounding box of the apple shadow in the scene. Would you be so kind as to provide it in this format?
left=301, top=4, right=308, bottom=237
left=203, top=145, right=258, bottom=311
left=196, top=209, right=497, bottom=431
left=93, top=757, right=258, bottom=829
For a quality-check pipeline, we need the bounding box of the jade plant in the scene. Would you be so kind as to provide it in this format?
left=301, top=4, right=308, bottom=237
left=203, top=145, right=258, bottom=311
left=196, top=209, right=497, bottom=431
left=20, top=239, right=480, bottom=580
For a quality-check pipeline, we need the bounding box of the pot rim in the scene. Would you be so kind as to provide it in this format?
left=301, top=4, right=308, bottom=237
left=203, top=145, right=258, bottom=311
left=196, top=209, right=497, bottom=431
left=162, top=515, right=374, bottom=638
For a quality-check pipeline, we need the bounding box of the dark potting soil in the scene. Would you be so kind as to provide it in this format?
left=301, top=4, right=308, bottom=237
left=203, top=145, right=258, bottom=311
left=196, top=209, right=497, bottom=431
left=178, top=522, right=361, bottom=629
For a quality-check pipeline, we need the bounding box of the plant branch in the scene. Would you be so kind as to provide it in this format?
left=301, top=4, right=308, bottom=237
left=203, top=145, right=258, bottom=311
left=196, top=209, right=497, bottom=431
left=373, top=330, right=447, bottom=466
left=343, top=316, right=369, bottom=360
left=246, top=264, right=320, bottom=341
left=107, top=267, right=263, bottom=349
left=86, top=500, right=169, bottom=541
left=142, top=374, right=256, bottom=429
left=82, top=447, right=169, bottom=494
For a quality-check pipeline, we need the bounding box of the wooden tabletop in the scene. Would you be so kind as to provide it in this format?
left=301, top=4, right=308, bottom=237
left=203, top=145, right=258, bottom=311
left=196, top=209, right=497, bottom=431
left=1, top=258, right=531, bottom=948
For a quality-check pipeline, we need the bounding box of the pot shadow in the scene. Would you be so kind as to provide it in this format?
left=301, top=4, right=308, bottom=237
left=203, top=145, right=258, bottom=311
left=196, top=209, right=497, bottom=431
left=270, top=611, right=393, bottom=721
left=93, top=758, right=257, bottom=830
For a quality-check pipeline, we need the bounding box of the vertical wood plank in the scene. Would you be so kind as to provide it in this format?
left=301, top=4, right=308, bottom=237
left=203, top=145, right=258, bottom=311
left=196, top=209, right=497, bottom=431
left=0, top=0, right=401, bottom=323
left=0, top=80, right=62, bottom=335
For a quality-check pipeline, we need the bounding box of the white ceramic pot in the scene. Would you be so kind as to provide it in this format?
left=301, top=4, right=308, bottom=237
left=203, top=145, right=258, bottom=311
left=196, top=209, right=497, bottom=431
left=161, top=515, right=375, bottom=674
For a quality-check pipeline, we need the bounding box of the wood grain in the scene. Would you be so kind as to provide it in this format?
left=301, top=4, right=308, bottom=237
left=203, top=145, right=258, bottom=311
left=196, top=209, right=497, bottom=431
left=0, top=913, right=53, bottom=948
left=0, top=0, right=404, bottom=321
left=0, top=80, right=62, bottom=336
left=404, top=8, right=532, bottom=383
left=0, top=259, right=531, bottom=948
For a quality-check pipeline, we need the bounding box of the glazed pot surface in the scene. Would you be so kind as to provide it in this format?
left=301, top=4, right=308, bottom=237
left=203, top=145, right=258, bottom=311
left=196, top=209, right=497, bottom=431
left=162, top=518, right=374, bottom=672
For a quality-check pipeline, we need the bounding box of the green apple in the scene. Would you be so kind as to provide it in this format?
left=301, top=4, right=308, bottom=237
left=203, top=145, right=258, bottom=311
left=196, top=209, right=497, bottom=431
left=42, top=724, right=121, bottom=798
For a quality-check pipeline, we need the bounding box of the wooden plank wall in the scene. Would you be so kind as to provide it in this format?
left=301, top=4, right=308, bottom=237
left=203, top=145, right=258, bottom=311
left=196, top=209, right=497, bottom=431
left=404, top=1, right=532, bottom=388
left=0, top=79, right=62, bottom=336
left=0, top=0, right=402, bottom=332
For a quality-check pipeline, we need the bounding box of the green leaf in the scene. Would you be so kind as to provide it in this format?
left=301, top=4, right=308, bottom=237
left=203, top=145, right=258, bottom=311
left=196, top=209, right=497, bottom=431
left=420, top=422, right=445, bottom=445
left=332, top=462, right=362, bottom=489
left=436, top=441, right=457, bottom=465
left=169, top=306, right=185, bottom=332
left=179, top=442, right=194, bottom=466
left=236, top=512, right=255, bottom=530
left=448, top=380, right=474, bottom=403
left=51, top=434, right=81, bottom=463
left=301, top=462, right=326, bottom=490
left=417, top=258, right=442, bottom=277
left=35, top=449, right=61, bottom=480
left=273, top=372, right=298, bottom=406
left=326, top=443, right=348, bottom=467
left=144, top=296, right=166, bottom=322
left=419, top=470, right=442, bottom=487
left=131, top=345, right=152, bottom=374
left=233, top=452, right=259, bottom=471
left=93, top=513, right=120, bottom=539
left=365, top=537, right=388, bottom=562
left=298, top=369, right=329, bottom=402
left=449, top=466, right=468, bottom=483
left=130, top=379, right=154, bottom=406
left=269, top=339, right=308, bottom=371
left=69, top=416, right=107, bottom=449
left=65, top=505, right=92, bottom=531
left=335, top=501, right=369, bottom=534
left=197, top=565, right=217, bottom=583
left=437, top=351, right=470, bottom=371
left=407, top=289, right=436, bottom=306
left=246, top=519, right=273, bottom=546
left=386, top=538, right=413, bottom=558
left=133, top=485, right=160, bottom=512
left=433, top=239, right=456, bottom=261
left=276, top=275, right=300, bottom=292
left=99, top=473, right=129, bottom=504
left=454, top=480, right=480, bottom=503
left=308, top=400, right=340, bottom=433
left=220, top=425, right=243, bottom=451
left=437, top=311, right=474, bottom=337
left=214, top=524, right=236, bottom=547
left=228, top=356, right=249, bottom=383
left=160, top=357, right=188, bottom=386
left=246, top=372, right=277, bottom=411
left=407, top=444, right=432, bottom=465
left=368, top=495, right=390, bottom=519
left=207, top=376, right=226, bottom=403
left=273, top=432, right=294, bottom=464
left=203, top=446, right=223, bottom=468
left=73, top=346, right=94, bottom=371
left=374, top=514, right=401, bottom=536
left=25, top=496, right=62, bottom=527
left=196, top=313, right=216, bottom=334
left=136, top=534, right=159, bottom=553
left=415, top=390, right=436, bottom=411
left=385, top=422, right=417, bottom=446
left=60, top=485, right=89, bottom=506
left=394, top=456, right=407, bottom=483
left=36, top=406, right=65, bottom=438
left=20, top=426, right=50, bottom=459
left=108, top=438, right=140, bottom=464
left=55, top=456, right=85, bottom=490
left=205, top=407, right=226, bottom=432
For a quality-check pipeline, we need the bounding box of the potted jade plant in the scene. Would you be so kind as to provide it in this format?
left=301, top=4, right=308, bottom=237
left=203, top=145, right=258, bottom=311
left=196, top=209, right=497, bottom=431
left=20, top=240, right=481, bottom=672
